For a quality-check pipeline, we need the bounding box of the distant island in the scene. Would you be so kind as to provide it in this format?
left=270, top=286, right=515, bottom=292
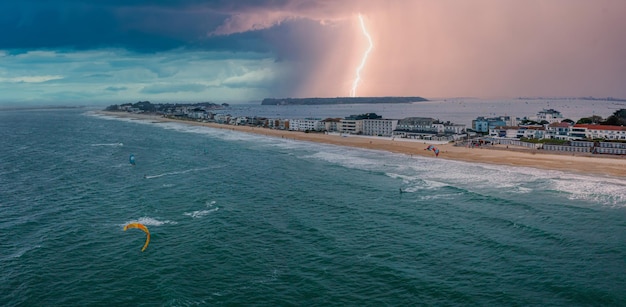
left=104, top=101, right=228, bottom=113
left=517, top=96, right=626, bottom=102
left=261, top=96, right=428, bottom=105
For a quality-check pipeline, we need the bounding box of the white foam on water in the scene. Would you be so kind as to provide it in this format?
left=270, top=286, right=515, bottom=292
left=122, top=217, right=177, bottom=227
left=387, top=171, right=452, bottom=192
left=183, top=201, right=219, bottom=218
left=6, top=244, right=41, bottom=260
left=183, top=208, right=219, bottom=218
left=259, top=138, right=308, bottom=154
left=87, top=112, right=156, bottom=126
left=304, top=151, right=383, bottom=171
left=418, top=193, right=463, bottom=200
left=400, top=159, right=560, bottom=198
left=417, top=160, right=626, bottom=207
left=90, top=143, right=123, bottom=147
left=144, top=166, right=221, bottom=179
left=432, top=161, right=626, bottom=206
left=514, top=186, right=533, bottom=194
left=385, top=172, right=420, bottom=183
left=421, top=179, right=450, bottom=189
left=548, top=175, right=626, bottom=207
left=156, top=121, right=273, bottom=144
left=303, top=144, right=626, bottom=207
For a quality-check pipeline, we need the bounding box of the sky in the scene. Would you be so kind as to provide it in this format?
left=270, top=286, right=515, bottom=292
left=1, top=0, right=625, bottom=106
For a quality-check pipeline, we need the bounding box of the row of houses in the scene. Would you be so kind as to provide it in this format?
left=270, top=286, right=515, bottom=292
left=209, top=108, right=624, bottom=143
left=488, top=123, right=626, bottom=141
left=178, top=111, right=469, bottom=141
left=472, top=109, right=564, bottom=133
left=472, top=108, right=626, bottom=143
left=267, top=115, right=468, bottom=141
left=168, top=107, right=625, bottom=155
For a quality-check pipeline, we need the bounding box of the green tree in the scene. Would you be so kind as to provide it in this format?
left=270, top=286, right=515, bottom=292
left=601, top=109, right=626, bottom=125
left=577, top=115, right=603, bottom=124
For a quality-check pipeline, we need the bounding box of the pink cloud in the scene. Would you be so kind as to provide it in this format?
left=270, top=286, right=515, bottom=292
left=212, top=0, right=626, bottom=98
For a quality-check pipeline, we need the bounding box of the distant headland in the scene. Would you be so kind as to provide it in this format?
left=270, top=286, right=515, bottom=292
left=261, top=96, right=428, bottom=105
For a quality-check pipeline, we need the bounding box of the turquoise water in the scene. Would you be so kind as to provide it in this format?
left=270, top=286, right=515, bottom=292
left=1, top=109, right=625, bottom=306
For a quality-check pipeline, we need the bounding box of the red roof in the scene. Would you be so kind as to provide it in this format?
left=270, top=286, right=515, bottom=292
left=573, top=124, right=626, bottom=131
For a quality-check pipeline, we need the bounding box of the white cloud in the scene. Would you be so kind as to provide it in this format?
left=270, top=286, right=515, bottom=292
left=209, top=1, right=363, bottom=36
left=211, top=11, right=298, bottom=36
left=0, top=75, right=64, bottom=83
left=222, top=67, right=274, bottom=88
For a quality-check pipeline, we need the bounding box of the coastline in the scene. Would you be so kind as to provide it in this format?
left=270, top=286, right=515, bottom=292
left=97, top=111, right=626, bottom=178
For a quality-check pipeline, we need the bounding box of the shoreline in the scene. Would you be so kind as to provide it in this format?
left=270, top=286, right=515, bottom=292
left=97, top=111, right=626, bottom=178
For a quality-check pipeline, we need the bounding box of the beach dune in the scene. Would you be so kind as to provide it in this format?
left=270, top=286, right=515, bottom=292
left=99, top=111, right=626, bottom=178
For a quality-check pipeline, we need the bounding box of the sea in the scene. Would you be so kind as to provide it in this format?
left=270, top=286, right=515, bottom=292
left=1, top=99, right=625, bottom=306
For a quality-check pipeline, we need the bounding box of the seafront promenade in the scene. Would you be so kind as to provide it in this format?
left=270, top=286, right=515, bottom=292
left=99, top=111, right=626, bottom=177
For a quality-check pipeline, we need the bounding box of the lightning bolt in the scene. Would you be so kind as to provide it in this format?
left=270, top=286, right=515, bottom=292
left=350, top=14, right=373, bottom=97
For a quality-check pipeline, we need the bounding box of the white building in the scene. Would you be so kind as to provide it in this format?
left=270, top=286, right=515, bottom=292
left=517, top=126, right=545, bottom=139
left=433, top=123, right=466, bottom=135
left=338, top=119, right=363, bottom=134
left=362, top=119, right=398, bottom=137
left=289, top=118, right=324, bottom=132
left=572, top=124, right=626, bottom=140
left=395, top=117, right=435, bottom=132
left=545, top=122, right=572, bottom=140
left=266, top=118, right=288, bottom=130
left=489, top=125, right=545, bottom=139
left=321, top=118, right=341, bottom=132
left=235, top=116, right=249, bottom=125
left=536, top=109, right=563, bottom=124
left=187, top=110, right=208, bottom=120
left=214, top=114, right=231, bottom=124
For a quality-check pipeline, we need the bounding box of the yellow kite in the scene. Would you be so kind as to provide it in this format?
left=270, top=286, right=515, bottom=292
left=123, top=222, right=150, bottom=252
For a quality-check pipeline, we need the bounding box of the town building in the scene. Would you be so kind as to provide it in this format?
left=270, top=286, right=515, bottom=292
left=489, top=125, right=545, bottom=139
left=434, top=122, right=466, bottom=135
left=536, top=109, right=564, bottom=124
left=338, top=118, right=363, bottom=134
left=571, top=124, right=626, bottom=140
left=266, top=118, right=289, bottom=130
left=472, top=116, right=516, bottom=133
left=544, top=122, right=572, bottom=140
left=337, top=113, right=381, bottom=134
left=395, top=117, right=436, bottom=134
left=321, top=118, right=341, bottom=133
left=214, top=114, right=231, bottom=124
left=488, top=126, right=519, bottom=138
left=362, top=119, right=398, bottom=137
left=393, top=117, right=464, bottom=141
left=289, top=118, right=324, bottom=132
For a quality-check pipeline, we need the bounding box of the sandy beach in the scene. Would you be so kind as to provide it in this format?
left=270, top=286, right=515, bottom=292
left=99, top=111, right=626, bottom=178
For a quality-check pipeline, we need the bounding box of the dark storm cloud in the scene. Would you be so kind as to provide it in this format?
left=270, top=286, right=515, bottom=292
left=0, top=0, right=274, bottom=52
